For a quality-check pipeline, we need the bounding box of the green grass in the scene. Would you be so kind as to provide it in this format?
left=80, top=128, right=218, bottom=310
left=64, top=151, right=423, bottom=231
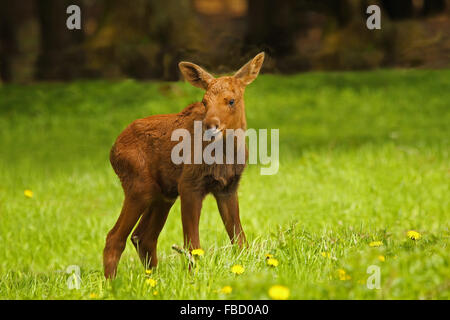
left=0, top=69, right=449, bottom=299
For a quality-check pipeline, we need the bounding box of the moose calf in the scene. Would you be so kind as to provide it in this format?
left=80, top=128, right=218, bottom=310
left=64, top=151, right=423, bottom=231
left=103, top=52, right=265, bottom=278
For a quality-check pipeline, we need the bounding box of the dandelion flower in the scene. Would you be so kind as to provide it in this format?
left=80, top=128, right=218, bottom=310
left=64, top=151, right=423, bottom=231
left=89, top=293, right=98, bottom=299
left=267, top=258, right=279, bottom=267
left=231, top=264, right=245, bottom=275
left=337, top=269, right=351, bottom=281
left=153, top=290, right=158, bottom=296
left=407, top=230, right=421, bottom=240
left=24, top=190, right=33, bottom=198
left=321, top=252, right=331, bottom=258
left=220, top=286, right=232, bottom=294
left=146, top=278, right=157, bottom=287
left=268, top=285, right=290, bottom=300
left=369, top=241, right=383, bottom=247
left=378, top=255, right=385, bottom=262
left=191, top=248, right=205, bottom=256
left=145, top=269, right=152, bottom=275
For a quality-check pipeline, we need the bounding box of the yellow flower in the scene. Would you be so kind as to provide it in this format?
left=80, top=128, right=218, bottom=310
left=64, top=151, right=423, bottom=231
left=337, top=269, right=351, bottom=281
left=89, top=293, right=98, bottom=299
left=267, top=258, right=279, bottom=267
left=24, top=190, right=33, bottom=198
left=231, top=264, right=245, bottom=275
left=146, top=278, right=157, bottom=287
left=369, top=241, right=383, bottom=247
left=153, top=290, right=158, bottom=296
left=265, top=253, right=274, bottom=259
left=145, top=269, right=152, bottom=275
left=220, top=286, right=232, bottom=294
left=321, top=251, right=331, bottom=258
left=378, top=255, right=385, bottom=262
left=406, top=230, right=421, bottom=240
left=191, top=248, right=205, bottom=256
left=268, top=285, right=290, bottom=300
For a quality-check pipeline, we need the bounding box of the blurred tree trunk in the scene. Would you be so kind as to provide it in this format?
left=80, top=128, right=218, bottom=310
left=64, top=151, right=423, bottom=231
left=333, top=0, right=353, bottom=27
left=381, top=0, right=413, bottom=20
left=245, top=0, right=359, bottom=72
left=422, top=0, right=446, bottom=16
left=150, top=0, right=202, bottom=81
left=314, top=0, right=354, bottom=27
left=85, top=0, right=198, bottom=80
left=35, top=0, right=85, bottom=80
left=246, top=0, right=298, bottom=58
left=0, top=1, right=19, bottom=82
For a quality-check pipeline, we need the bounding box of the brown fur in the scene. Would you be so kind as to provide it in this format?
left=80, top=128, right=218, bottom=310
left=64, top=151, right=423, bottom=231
left=103, top=52, right=265, bottom=278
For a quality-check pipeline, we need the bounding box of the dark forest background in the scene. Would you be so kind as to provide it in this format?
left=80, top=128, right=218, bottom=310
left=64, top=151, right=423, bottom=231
left=1, top=0, right=449, bottom=83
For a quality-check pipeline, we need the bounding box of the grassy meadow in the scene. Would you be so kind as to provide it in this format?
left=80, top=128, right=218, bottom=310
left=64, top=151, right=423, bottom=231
left=0, top=69, right=449, bottom=299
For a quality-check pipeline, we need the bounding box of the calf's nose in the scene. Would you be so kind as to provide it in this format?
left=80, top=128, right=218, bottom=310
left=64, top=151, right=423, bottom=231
left=204, top=116, right=220, bottom=130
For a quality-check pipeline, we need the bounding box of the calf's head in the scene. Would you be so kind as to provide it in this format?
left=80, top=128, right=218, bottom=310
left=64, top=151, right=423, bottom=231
left=179, top=52, right=265, bottom=135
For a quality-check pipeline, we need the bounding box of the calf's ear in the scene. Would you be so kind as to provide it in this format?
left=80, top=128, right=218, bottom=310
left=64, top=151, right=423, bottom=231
left=234, top=52, right=265, bottom=85
left=179, top=62, right=214, bottom=90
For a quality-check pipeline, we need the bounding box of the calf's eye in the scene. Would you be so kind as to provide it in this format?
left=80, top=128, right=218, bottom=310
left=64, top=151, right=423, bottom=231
left=229, top=99, right=235, bottom=106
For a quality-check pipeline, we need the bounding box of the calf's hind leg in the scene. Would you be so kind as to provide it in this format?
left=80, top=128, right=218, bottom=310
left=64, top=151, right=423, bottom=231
left=131, top=197, right=175, bottom=269
left=103, top=183, right=156, bottom=279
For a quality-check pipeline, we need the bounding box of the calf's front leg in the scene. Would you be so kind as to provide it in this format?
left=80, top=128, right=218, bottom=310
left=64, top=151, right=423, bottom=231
left=179, top=186, right=204, bottom=250
left=214, top=191, right=247, bottom=247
